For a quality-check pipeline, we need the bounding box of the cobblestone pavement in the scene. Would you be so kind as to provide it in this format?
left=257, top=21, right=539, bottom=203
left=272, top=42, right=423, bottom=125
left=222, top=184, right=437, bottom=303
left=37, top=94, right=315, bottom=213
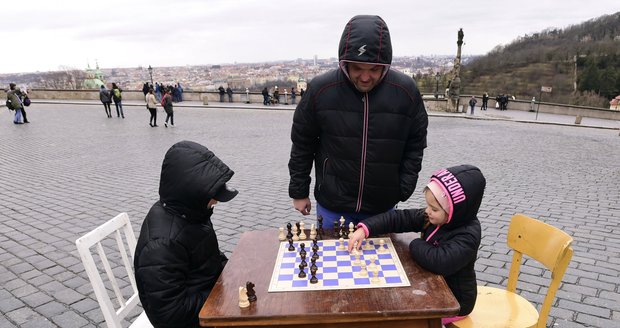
left=1, top=103, right=618, bottom=327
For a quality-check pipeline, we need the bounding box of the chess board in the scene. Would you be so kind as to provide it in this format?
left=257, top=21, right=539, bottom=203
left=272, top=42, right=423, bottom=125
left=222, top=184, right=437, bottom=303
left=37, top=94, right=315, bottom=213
left=268, top=237, right=411, bottom=292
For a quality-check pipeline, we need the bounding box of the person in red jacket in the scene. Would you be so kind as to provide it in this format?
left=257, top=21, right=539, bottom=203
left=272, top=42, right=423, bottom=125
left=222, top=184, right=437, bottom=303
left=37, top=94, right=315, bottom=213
left=349, top=165, right=486, bottom=325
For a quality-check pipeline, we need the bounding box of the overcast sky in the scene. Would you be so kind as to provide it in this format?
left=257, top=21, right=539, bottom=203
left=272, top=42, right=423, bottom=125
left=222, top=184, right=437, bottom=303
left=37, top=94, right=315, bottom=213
left=2, top=0, right=618, bottom=74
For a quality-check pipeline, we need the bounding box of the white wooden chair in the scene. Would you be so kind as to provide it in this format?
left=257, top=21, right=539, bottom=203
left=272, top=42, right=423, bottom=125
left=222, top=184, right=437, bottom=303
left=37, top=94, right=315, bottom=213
left=75, top=213, right=152, bottom=328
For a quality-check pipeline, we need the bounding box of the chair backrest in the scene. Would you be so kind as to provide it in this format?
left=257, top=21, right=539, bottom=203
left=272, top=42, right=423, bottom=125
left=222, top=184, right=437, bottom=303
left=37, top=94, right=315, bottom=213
left=506, top=213, right=574, bottom=328
left=75, top=213, right=141, bottom=328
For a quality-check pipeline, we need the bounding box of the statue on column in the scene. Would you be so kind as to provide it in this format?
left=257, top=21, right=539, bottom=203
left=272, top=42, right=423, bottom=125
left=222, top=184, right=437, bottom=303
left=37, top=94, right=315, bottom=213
left=447, top=28, right=464, bottom=112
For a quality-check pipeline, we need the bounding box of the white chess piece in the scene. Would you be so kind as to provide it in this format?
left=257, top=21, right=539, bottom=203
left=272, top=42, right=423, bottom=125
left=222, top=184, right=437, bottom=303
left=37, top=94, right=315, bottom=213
left=371, top=268, right=380, bottom=283
left=353, top=250, right=361, bottom=265
left=238, top=286, right=250, bottom=308
left=299, top=221, right=307, bottom=240
left=338, top=237, right=346, bottom=251
left=359, top=262, right=368, bottom=277
left=292, top=224, right=299, bottom=241
left=378, top=239, right=386, bottom=253
left=309, top=223, right=316, bottom=240
left=278, top=227, right=286, bottom=241
left=348, top=222, right=354, bottom=239
left=363, top=238, right=372, bottom=250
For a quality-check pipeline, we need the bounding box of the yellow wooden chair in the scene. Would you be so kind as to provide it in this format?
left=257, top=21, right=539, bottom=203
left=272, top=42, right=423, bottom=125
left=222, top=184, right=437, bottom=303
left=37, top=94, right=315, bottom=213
left=449, top=213, right=573, bottom=328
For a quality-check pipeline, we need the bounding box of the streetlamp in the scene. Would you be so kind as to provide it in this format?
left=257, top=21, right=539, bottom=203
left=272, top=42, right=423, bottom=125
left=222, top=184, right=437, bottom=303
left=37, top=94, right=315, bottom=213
left=147, top=65, right=153, bottom=85
left=434, top=72, right=440, bottom=99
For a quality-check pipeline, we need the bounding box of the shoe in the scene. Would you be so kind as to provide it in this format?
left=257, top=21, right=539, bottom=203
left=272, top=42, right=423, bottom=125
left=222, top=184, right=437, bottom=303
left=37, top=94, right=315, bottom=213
left=122, top=116, right=125, bottom=119
left=149, top=123, right=153, bottom=127
left=164, top=122, right=168, bottom=127
left=171, top=124, right=174, bottom=127
left=154, top=124, right=158, bottom=127
left=24, top=120, right=30, bottom=123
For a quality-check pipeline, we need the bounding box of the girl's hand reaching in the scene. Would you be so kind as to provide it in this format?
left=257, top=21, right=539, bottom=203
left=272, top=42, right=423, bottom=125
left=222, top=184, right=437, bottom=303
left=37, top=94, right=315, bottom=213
left=348, top=228, right=366, bottom=253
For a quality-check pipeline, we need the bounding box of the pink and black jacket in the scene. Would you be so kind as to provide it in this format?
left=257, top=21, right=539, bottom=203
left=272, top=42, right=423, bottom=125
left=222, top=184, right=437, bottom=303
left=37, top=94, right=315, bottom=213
left=358, top=165, right=486, bottom=316
left=288, top=15, right=428, bottom=214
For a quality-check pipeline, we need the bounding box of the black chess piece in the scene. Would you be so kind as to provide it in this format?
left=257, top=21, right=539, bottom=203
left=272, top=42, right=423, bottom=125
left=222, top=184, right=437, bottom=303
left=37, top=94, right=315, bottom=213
left=300, top=248, right=307, bottom=258
left=298, top=263, right=307, bottom=278
left=311, top=245, right=319, bottom=261
left=310, top=267, right=318, bottom=284
left=246, top=281, right=257, bottom=302
left=288, top=238, right=295, bottom=251
left=317, top=216, right=324, bottom=237
left=310, top=257, right=317, bottom=271
left=334, top=221, right=339, bottom=236
left=312, top=238, right=318, bottom=248
left=300, top=257, right=307, bottom=269
left=295, top=222, right=301, bottom=237
left=286, top=222, right=293, bottom=240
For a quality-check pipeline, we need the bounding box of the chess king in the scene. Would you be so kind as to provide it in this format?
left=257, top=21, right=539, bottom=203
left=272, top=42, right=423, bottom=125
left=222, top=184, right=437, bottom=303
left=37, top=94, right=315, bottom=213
left=289, top=15, right=428, bottom=226
left=134, top=140, right=239, bottom=327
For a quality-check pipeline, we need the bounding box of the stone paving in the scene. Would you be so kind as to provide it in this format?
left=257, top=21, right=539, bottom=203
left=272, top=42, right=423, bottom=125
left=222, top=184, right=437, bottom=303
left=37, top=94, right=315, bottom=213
left=1, top=102, right=619, bottom=327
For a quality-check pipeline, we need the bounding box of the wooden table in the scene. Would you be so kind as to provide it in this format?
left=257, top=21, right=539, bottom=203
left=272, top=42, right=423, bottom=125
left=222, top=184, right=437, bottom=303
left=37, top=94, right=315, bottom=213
left=199, top=230, right=459, bottom=328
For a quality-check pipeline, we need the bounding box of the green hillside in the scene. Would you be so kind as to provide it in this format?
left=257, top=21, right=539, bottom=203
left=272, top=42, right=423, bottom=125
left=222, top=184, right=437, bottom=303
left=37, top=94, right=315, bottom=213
left=461, top=12, right=620, bottom=107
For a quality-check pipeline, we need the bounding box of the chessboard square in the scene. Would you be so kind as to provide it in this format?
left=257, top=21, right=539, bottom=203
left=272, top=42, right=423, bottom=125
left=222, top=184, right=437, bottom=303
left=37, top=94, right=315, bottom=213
left=337, top=272, right=354, bottom=279
left=323, top=245, right=336, bottom=251
left=336, top=250, right=349, bottom=256
left=381, top=264, right=397, bottom=271
left=354, top=277, right=370, bottom=285
left=283, top=252, right=297, bottom=258
left=323, top=279, right=339, bottom=286
left=279, top=274, right=294, bottom=281
left=378, top=253, right=392, bottom=260
left=323, top=255, right=337, bottom=262
left=337, top=260, right=352, bottom=267
left=362, top=249, right=377, bottom=255
left=281, top=262, right=296, bottom=269
left=323, top=267, right=338, bottom=273
left=292, top=280, right=308, bottom=287
left=385, top=276, right=403, bottom=284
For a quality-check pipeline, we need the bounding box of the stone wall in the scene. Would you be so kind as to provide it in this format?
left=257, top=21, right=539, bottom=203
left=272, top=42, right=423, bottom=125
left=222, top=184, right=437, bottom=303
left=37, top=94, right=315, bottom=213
left=20, top=89, right=620, bottom=120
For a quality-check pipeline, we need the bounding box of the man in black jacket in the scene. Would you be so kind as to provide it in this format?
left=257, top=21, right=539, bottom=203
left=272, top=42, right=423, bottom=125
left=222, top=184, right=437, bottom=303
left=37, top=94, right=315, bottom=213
left=134, top=140, right=238, bottom=328
left=288, top=15, right=428, bottom=226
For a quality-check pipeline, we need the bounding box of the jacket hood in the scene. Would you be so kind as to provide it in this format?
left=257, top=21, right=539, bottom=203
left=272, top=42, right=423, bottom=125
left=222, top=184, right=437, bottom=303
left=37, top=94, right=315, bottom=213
left=338, top=15, right=392, bottom=83
left=429, top=164, right=486, bottom=230
left=158, top=140, right=234, bottom=219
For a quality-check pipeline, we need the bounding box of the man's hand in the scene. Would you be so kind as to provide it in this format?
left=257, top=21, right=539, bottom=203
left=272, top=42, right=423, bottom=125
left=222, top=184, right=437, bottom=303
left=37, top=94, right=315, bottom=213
left=293, top=198, right=311, bottom=215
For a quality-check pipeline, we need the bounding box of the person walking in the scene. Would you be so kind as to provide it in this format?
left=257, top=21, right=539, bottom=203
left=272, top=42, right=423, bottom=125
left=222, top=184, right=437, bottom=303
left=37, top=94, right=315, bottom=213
left=111, top=83, right=124, bottom=118
left=99, top=85, right=113, bottom=118
left=145, top=88, right=158, bottom=127
left=218, top=86, right=226, bottom=102
left=468, top=96, right=477, bottom=115
left=273, top=86, right=279, bottom=104
left=288, top=15, right=428, bottom=226
left=226, top=87, right=233, bottom=102
left=6, top=83, right=27, bottom=124
left=291, top=87, right=297, bottom=105
left=262, top=87, right=269, bottom=105
left=162, top=88, right=174, bottom=127
left=481, top=92, right=488, bottom=111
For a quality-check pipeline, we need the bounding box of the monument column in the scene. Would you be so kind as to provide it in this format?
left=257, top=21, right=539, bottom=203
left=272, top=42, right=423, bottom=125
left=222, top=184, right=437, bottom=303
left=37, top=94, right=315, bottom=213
left=447, top=28, right=464, bottom=112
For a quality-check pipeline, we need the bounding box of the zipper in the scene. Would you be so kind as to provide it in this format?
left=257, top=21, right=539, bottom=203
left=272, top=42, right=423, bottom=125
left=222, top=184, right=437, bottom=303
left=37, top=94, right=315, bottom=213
left=318, top=158, right=329, bottom=191
left=355, top=94, right=369, bottom=212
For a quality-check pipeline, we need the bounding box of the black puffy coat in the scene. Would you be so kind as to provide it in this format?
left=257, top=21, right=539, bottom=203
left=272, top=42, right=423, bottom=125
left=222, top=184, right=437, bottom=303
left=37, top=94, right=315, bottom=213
left=134, top=141, right=233, bottom=328
left=289, top=15, right=428, bottom=214
left=360, top=165, right=485, bottom=316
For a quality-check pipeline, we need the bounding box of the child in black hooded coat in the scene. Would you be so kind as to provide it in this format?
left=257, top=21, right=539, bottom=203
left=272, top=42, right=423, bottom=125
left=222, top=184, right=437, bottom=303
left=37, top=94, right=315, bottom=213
left=349, top=164, right=486, bottom=325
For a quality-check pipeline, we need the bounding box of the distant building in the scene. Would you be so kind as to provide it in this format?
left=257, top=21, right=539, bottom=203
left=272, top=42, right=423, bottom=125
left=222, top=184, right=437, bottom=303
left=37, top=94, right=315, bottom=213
left=296, top=77, right=307, bottom=92
left=82, top=61, right=105, bottom=89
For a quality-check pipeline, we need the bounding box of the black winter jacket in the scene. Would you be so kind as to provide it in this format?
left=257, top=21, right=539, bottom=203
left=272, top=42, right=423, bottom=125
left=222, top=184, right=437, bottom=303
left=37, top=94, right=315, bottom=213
left=360, top=165, right=485, bottom=316
left=134, top=141, right=233, bottom=328
left=288, top=15, right=428, bottom=214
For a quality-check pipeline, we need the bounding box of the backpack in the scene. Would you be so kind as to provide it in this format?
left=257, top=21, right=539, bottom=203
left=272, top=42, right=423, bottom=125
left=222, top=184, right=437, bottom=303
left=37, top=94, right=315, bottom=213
left=23, top=96, right=31, bottom=107
left=113, top=88, right=121, bottom=100
left=5, top=100, right=14, bottom=110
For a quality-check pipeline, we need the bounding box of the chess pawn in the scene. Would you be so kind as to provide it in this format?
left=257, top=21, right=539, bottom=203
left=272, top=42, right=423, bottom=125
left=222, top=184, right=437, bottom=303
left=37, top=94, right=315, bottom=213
left=353, top=250, right=361, bottom=266
left=299, top=221, right=307, bottom=240
left=359, top=262, right=368, bottom=277
left=371, top=268, right=380, bottom=283
left=378, top=239, right=386, bottom=253
left=348, top=222, right=354, bottom=239
left=278, top=227, right=286, bottom=241
left=338, top=237, right=346, bottom=251
left=310, top=267, right=318, bottom=284
left=292, top=224, right=299, bottom=241
left=298, top=263, right=307, bottom=278
left=363, top=238, right=373, bottom=250
left=309, top=223, right=316, bottom=240
left=238, top=287, right=250, bottom=308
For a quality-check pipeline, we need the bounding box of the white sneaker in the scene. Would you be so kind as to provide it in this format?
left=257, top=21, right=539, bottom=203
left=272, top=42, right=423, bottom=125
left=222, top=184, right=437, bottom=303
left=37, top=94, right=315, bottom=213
left=164, top=122, right=168, bottom=127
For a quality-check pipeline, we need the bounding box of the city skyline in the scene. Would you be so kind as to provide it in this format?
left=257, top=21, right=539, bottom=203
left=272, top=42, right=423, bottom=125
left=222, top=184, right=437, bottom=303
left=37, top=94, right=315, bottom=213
left=2, top=0, right=618, bottom=74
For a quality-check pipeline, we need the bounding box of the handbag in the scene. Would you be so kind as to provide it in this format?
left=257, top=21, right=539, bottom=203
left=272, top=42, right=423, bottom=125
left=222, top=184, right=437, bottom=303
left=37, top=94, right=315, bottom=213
left=5, top=100, right=14, bottom=110
left=23, top=96, right=31, bottom=107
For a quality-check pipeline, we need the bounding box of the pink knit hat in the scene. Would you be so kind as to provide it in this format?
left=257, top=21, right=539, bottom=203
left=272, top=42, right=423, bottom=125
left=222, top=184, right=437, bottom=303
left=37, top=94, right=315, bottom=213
left=426, top=180, right=451, bottom=217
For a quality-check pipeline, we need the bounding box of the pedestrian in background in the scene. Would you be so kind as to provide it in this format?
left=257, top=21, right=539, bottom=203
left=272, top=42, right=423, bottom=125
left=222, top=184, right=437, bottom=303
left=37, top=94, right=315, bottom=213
left=162, top=88, right=174, bottom=127
left=226, top=87, right=233, bottom=102
left=99, top=85, right=112, bottom=118
left=111, top=83, right=124, bottom=118
left=218, top=86, right=226, bottom=102
left=468, top=96, right=477, bottom=115
left=291, top=87, right=297, bottom=105
left=145, top=88, right=158, bottom=127
left=262, top=87, right=269, bottom=105
left=481, top=93, right=488, bottom=111
left=273, top=86, right=279, bottom=104
left=6, top=83, right=27, bottom=124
